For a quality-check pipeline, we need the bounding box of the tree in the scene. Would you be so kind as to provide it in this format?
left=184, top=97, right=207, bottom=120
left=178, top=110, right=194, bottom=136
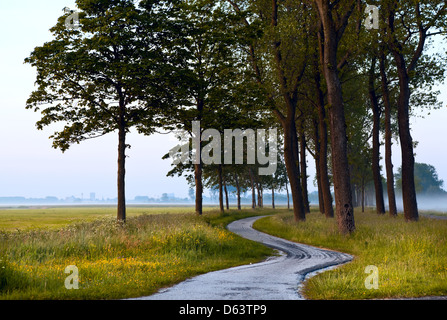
left=25, top=0, right=170, bottom=222
left=304, top=46, right=334, bottom=218
left=228, top=0, right=309, bottom=221
left=313, top=0, right=360, bottom=233
left=378, top=42, right=399, bottom=217
left=274, top=154, right=290, bottom=210
left=298, top=115, right=311, bottom=213
left=225, top=164, right=249, bottom=210
left=367, top=55, right=386, bottom=214
left=188, top=188, right=196, bottom=201
left=160, top=0, right=243, bottom=215
left=382, top=0, right=447, bottom=221
left=396, top=163, right=446, bottom=195
left=161, top=193, right=169, bottom=202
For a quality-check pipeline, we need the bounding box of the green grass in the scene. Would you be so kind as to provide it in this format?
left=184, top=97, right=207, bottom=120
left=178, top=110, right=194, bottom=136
left=0, top=205, right=220, bottom=231
left=253, top=208, right=447, bottom=299
left=0, top=207, right=275, bottom=299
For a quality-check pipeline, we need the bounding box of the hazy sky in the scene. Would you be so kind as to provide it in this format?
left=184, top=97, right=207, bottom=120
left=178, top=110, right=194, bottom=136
left=1, top=1, right=446, bottom=200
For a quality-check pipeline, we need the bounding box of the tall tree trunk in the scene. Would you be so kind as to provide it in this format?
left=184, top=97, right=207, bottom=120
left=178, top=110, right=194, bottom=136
left=314, top=118, right=325, bottom=214
left=361, top=180, right=365, bottom=213
left=272, top=185, right=275, bottom=209
left=218, top=165, right=224, bottom=213
left=117, top=123, right=126, bottom=222
left=256, top=176, right=263, bottom=208
left=260, top=185, right=263, bottom=207
left=379, top=48, right=398, bottom=217
left=283, top=119, right=306, bottom=221
left=234, top=173, right=241, bottom=210
left=194, top=163, right=203, bottom=215
left=249, top=168, right=256, bottom=209
left=395, top=65, right=418, bottom=221
left=299, top=124, right=311, bottom=213
left=388, top=27, right=419, bottom=221
left=314, top=49, right=334, bottom=218
left=315, top=0, right=355, bottom=233
left=286, top=179, right=290, bottom=210
left=316, top=156, right=324, bottom=214
left=387, top=3, right=420, bottom=221
left=223, top=174, right=229, bottom=210
left=351, top=181, right=357, bottom=208
left=194, top=98, right=204, bottom=216
left=260, top=185, right=264, bottom=208
left=368, top=58, right=386, bottom=215
left=271, top=0, right=305, bottom=221
left=326, top=73, right=355, bottom=233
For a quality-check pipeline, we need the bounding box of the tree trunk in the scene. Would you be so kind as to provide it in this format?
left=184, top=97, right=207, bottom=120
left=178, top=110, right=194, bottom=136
left=194, top=97, right=204, bottom=216
left=234, top=174, right=241, bottom=210
left=314, top=50, right=334, bottom=218
left=316, top=0, right=355, bottom=233
left=271, top=0, right=305, bottom=221
left=318, top=105, right=334, bottom=219
left=387, top=4, right=420, bottom=221
left=396, top=70, right=418, bottom=221
left=249, top=168, right=256, bottom=209
left=283, top=119, right=306, bottom=221
left=351, top=182, right=357, bottom=208
left=260, top=185, right=263, bottom=207
left=224, top=179, right=229, bottom=210
left=117, top=123, right=126, bottom=222
left=256, top=178, right=263, bottom=208
left=314, top=119, right=324, bottom=214
left=272, top=185, right=275, bottom=209
left=391, top=50, right=418, bottom=221
left=218, top=165, right=224, bottom=213
left=286, top=179, right=290, bottom=210
left=299, top=125, right=310, bottom=213
left=368, top=58, right=386, bottom=215
left=316, top=157, right=324, bottom=214
left=361, top=180, right=365, bottom=213
left=327, top=74, right=355, bottom=233
left=194, top=163, right=203, bottom=215
left=379, top=48, right=398, bottom=217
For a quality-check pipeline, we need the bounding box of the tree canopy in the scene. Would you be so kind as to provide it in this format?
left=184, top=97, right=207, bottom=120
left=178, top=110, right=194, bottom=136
left=25, top=0, right=447, bottom=230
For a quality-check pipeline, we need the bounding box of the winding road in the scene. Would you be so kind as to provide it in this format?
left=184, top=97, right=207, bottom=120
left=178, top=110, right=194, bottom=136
left=137, top=215, right=352, bottom=300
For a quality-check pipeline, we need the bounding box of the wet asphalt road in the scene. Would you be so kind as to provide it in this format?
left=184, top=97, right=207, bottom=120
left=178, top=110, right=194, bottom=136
left=136, top=215, right=352, bottom=300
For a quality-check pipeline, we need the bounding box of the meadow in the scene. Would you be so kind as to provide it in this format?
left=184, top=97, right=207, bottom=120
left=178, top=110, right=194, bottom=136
left=254, top=208, right=447, bottom=299
left=0, top=206, right=273, bottom=299
left=1, top=205, right=446, bottom=300
left=0, top=205, right=219, bottom=231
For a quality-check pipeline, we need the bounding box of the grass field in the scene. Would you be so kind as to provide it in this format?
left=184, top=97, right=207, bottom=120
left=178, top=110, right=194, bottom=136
left=2, top=205, right=446, bottom=300
left=0, top=206, right=274, bottom=299
left=0, top=205, right=220, bottom=231
left=253, top=208, right=447, bottom=299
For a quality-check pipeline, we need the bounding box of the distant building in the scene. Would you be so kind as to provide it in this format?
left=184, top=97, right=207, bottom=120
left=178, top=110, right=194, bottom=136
left=90, top=192, right=95, bottom=201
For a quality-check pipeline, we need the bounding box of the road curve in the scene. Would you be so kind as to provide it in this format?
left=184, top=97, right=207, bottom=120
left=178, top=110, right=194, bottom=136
left=136, top=215, right=352, bottom=300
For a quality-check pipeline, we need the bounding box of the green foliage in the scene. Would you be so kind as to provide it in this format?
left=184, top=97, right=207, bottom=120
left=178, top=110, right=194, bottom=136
left=24, top=0, right=172, bottom=151
left=396, top=162, right=446, bottom=195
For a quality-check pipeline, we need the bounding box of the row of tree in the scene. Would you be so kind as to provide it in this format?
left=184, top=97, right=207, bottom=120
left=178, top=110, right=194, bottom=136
left=26, top=0, right=447, bottom=234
